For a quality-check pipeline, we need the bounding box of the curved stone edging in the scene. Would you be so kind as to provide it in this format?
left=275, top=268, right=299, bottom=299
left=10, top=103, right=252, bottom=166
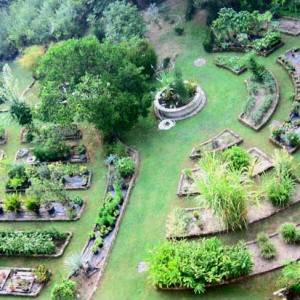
left=239, top=70, right=280, bottom=131
left=215, top=62, right=247, bottom=75
left=154, top=86, right=207, bottom=121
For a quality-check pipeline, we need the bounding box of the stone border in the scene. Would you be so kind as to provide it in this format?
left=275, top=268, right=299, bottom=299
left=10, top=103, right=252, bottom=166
left=248, top=147, right=273, bottom=177
left=0, top=232, right=72, bottom=258
left=0, top=267, right=45, bottom=297
left=0, top=202, right=85, bottom=222
left=278, top=17, right=300, bottom=36
left=215, top=62, right=247, bottom=75
left=70, top=146, right=140, bottom=300
left=239, top=70, right=280, bottom=131
left=167, top=185, right=300, bottom=239
left=190, top=128, right=243, bottom=160
left=154, top=85, right=207, bottom=121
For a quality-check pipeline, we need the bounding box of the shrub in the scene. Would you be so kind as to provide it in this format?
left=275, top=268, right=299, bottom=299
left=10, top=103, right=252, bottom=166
left=24, top=196, right=40, bottom=213
left=256, top=232, right=276, bottom=260
left=249, top=57, right=266, bottom=83
left=280, top=223, right=300, bottom=244
left=287, top=132, right=300, bottom=147
left=266, top=175, right=295, bottom=208
left=185, top=0, right=195, bottom=21
left=18, top=45, right=45, bottom=71
left=223, top=146, right=250, bottom=171
left=174, top=26, right=184, bottom=35
left=10, top=100, right=32, bottom=126
left=273, top=149, right=297, bottom=180
left=116, top=157, right=135, bottom=178
left=279, top=262, right=300, bottom=293
left=148, top=238, right=253, bottom=294
left=203, top=29, right=214, bottom=53
left=3, top=194, right=21, bottom=212
left=51, top=279, right=76, bottom=300
left=105, top=141, right=127, bottom=159
left=34, top=265, right=51, bottom=283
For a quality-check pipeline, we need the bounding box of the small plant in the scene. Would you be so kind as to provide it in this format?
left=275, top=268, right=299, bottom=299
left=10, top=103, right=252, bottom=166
left=71, top=196, right=83, bottom=207
left=51, top=279, right=76, bottom=300
left=34, top=265, right=51, bottom=283
left=256, top=232, right=276, bottom=260
left=223, top=146, right=250, bottom=171
left=105, top=141, right=127, bottom=159
left=24, top=196, right=40, bottom=213
left=3, top=194, right=22, bottom=213
left=280, top=223, right=300, bottom=244
left=174, top=26, right=184, bottom=35
left=279, top=262, right=300, bottom=293
left=287, top=132, right=300, bottom=147
left=116, top=157, right=135, bottom=178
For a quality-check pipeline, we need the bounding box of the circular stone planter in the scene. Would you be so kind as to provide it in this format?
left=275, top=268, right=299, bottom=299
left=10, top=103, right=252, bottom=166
left=154, top=86, right=207, bottom=121
left=158, top=119, right=176, bottom=130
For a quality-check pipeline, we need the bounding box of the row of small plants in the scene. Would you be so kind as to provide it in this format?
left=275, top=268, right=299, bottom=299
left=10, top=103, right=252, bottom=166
left=147, top=237, right=253, bottom=294
left=215, top=55, right=248, bottom=74
left=0, top=229, right=67, bottom=256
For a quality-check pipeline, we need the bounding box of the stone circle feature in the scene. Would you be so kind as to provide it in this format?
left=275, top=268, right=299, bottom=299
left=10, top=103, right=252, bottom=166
left=158, top=119, right=176, bottom=130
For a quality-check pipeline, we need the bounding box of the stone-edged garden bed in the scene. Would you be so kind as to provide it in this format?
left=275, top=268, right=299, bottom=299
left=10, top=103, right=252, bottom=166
left=176, top=168, right=205, bottom=197
left=248, top=147, right=273, bottom=177
left=63, top=171, right=92, bottom=190
left=69, top=146, right=139, bottom=300
left=278, top=17, right=300, bottom=36
left=0, top=201, right=85, bottom=222
left=0, top=231, right=72, bottom=258
left=214, top=55, right=247, bottom=75
left=158, top=225, right=300, bottom=292
left=154, top=85, right=207, bottom=121
left=0, top=267, right=47, bottom=297
left=239, top=70, right=280, bottom=131
left=167, top=185, right=300, bottom=239
left=190, top=129, right=243, bottom=159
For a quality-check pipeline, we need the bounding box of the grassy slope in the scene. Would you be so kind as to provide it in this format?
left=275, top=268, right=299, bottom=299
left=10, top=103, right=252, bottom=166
left=94, top=16, right=300, bottom=300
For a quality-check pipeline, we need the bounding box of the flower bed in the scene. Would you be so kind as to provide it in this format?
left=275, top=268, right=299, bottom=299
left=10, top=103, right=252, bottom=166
left=248, top=147, right=273, bottom=177
left=239, top=70, right=280, bottom=131
left=167, top=184, right=300, bottom=239
left=0, top=230, right=71, bottom=257
left=215, top=55, right=247, bottom=75
left=278, top=17, right=300, bottom=36
left=190, top=128, right=243, bottom=159
left=0, top=267, right=48, bottom=297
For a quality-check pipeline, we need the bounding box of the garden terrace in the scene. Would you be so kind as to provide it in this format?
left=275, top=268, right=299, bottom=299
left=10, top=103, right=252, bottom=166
left=0, top=230, right=71, bottom=257
left=239, top=70, right=280, bottom=131
left=0, top=200, right=84, bottom=222
left=190, top=129, right=243, bottom=159
left=248, top=147, right=273, bottom=177
left=70, top=147, right=139, bottom=299
left=0, top=268, right=46, bottom=297
left=277, top=48, right=300, bottom=101
left=215, top=55, right=248, bottom=75
left=278, top=18, right=300, bottom=36
left=166, top=184, right=300, bottom=239
left=176, top=167, right=206, bottom=197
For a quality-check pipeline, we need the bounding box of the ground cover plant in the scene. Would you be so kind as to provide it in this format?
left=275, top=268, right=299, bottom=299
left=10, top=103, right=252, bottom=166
left=147, top=238, right=253, bottom=294
left=215, top=54, right=249, bottom=74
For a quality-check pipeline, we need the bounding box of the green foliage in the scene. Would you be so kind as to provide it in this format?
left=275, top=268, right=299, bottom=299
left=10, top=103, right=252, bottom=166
left=6, top=164, right=29, bottom=190
left=287, top=132, right=300, bottom=147
left=18, top=45, right=45, bottom=71
left=102, top=1, right=145, bottom=43
left=10, top=100, right=32, bottom=126
left=116, top=157, right=135, bottom=178
left=3, top=194, right=21, bottom=213
left=148, top=238, right=253, bottom=294
left=223, top=146, right=250, bottom=171
left=203, top=29, right=215, bottom=53
left=256, top=232, right=276, bottom=260
left=273, top=149, right=297, bottom=179
left=185, top=0, right=196, bottom=21
left=34, top=264, right=51, bottom=283
left=248, top=57, right=266, bottom=83
left=280, top=223, right=300, bottom=244
left=252, top=30, right=281, bottom=51
left=279, top=262, right=300, bottom=293
left=105, top=141, right=127, bottom=159
left=24, top=196, right=40, bottom=213
left=51, top=279, right=76, bottom=300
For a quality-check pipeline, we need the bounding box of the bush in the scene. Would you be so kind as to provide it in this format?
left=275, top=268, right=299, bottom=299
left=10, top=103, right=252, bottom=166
left=51, top=279, right=76, bottom=300
left=3, top=194, right=21, bottom=212
left=249, top=57, right=266, bottom=83
left=116, top=157, right=135, bottom=178
left=203, top=29, right=214, bottom=53
left=148, top=238, right=253, bottom=294
left=256, top=232, right=276, bottom=260
left=105, top=141, right=127, bottom=159
left=18, top=45, right=45, bottom=71
left=280, top=223, right=300, bottom=244
left=174, top=26, right=184, bottom=35
left=223, top=146, right=250, bottom=171
left=266, top=175, right=295, bottom=208
left=34, top=264, right=51, bottom=283
left=279, top=262, right=300, bottom=293
left=24, top=196, right=40, bottom=213
left=10, top=100, right=32, bottom=126
left=185, top=0, right=195, bottom=21
left=287, top=132, right=300, bottom=147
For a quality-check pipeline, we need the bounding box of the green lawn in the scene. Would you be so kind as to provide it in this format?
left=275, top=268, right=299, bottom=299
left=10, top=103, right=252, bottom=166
left=94, top=17, right=300, bottom=300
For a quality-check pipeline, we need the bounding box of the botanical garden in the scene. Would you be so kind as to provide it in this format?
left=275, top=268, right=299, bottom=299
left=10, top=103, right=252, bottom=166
left=1, top=0, right=300, bottom=299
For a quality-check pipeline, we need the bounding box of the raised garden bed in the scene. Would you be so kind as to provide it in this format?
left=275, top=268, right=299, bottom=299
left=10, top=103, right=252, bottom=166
left=176, top=168, right=206, bottom=197
left=278, top=17, right=300, bottom=36
left=190, top=129, right=243, bottom=159
left=239, top=70, right=280, bottom=131
left=70, top=146, right=139, bottom=299
left=0, top=201, right=84, bottom=222
left=215, top=55, right=247, bottom=75
left=248, top=147, right=273, bottom=177
left=0, top=231, right=72, bottom=258
left=0, top=268, right=46, bottom=297
left=63, top=171, right=92, bottom=190
left=167, top=184, right=300, bottom=239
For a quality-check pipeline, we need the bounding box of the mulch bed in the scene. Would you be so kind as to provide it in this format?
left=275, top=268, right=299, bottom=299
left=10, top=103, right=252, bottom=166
left=63, top=172, right=92, bottom=190
left=0, top=202, right=85, bottom=222
left=248, top=147, right=273, bottom=177
left=190, top=128, right=243, bottom=159
left=167, top=184, right=300, bottom=239
left=0, top=267, right=45, bottom=297
left=239, top=70, right=280, bottom=131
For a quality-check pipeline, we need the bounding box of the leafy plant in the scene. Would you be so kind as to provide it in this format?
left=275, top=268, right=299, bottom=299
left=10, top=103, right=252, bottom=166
left=24, top=196, right=40, bottom=213
left=3, top=194, right=21, bottom=213
left=34, top=265, right=51, bottom=283
left=256, top=232, right=276, bottom=260
left=279, top=262, right=300, bottom=293
left=280, top=223, right=300, bottom=244
left=51, top=279, right=76, bottom=300
left=223, top=146, right=250, bottom=171
left=116, top=157, right=135, bottom=178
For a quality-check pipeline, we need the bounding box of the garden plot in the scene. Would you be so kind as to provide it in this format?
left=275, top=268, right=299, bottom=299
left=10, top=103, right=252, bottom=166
left=215, top=55, right=247, bottom=75
left=278, top=18, right=300, bottom=36
left=190, top=129, right=243, bottom=159
left=248, top=147, right=273, bottom=177
left=167, top=185, right=300, bottom=239
left=239, top=70, right=280, bottom=131
left=177, top=168, right=206, bottom=197
left=0, top=268, right=45, bottom=297
left=0, top=201, right=84, bottom=222
left=63, top=171, right=92, bottom=190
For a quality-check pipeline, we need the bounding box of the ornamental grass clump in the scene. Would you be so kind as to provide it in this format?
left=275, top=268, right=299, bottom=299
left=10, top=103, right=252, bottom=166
left=279, top=262, right=300, bottom=294
left=280, top=223, right=300, bottom=244
left=198, top=153, right=252, bottom=231
left=256, top=232, right=276, bottom=260
left=147, top=238, right=253, bottom=294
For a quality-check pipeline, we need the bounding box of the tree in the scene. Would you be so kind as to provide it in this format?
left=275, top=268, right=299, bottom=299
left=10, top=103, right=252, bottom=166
left=102, top=1, right=145, bottom=43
